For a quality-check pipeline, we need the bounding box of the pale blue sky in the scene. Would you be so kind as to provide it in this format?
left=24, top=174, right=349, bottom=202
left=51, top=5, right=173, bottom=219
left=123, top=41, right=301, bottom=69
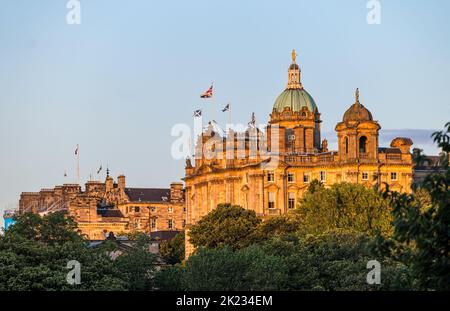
left=1, top=0, right=449, bottom=224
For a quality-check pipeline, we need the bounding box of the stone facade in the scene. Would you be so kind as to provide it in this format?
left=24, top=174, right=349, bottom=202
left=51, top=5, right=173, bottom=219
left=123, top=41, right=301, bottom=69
left=19, top=173, right=185, bottom=240
left=184, top=51, right=414, bottom=257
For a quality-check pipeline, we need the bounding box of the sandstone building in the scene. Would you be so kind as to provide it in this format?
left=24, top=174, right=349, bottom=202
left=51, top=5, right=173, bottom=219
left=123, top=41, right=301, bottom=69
left=19, top=171, right=185, bottom=240
left=184, top=51, right=414, bottom=256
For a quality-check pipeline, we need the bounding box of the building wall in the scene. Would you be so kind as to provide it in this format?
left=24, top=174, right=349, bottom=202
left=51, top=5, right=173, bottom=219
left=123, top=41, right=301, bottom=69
left=19, top=177, right=186, bottom=240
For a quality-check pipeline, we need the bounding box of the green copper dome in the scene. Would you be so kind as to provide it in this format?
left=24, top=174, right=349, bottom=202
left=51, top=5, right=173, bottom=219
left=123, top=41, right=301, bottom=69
left=273, top=88, right=317, bottom=113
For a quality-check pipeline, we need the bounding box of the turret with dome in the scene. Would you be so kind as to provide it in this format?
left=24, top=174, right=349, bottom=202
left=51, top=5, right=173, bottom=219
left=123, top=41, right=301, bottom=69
left=268, top=50, right=322, bottom=153
left=272, top=50, right=318, bottom=114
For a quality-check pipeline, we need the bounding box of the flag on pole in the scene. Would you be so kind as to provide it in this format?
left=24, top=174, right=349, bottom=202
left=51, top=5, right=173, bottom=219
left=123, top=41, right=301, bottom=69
left=193, top=109, right=202, bottom=117
left=97, top=165, right=102, bottom=174
left=64, top=171, right=67, bottom=177
left=200, top=84, right=213, bottom=98
left=248, top=112, right=256, bottom=126
left=222, top=103, right=230, bottom=112
left=74, top=144, right=79, bottom=155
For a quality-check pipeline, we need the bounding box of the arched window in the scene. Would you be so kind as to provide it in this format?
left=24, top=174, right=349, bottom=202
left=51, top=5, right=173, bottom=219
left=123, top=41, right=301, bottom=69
left=344, top=137, right=348, bottom=154
left=359, top=136, right=367, bottom=154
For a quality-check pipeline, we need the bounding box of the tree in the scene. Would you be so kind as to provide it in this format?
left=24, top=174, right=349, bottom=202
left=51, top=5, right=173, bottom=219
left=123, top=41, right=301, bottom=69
left=249, top=214, right=301, bottom=244
left=375, top=122, right=450, bottom=290
left=297, top=182, right=393, bottom=236
left=156, top=231, right=411, bottom=291
left=114, top=233, right=156, bottom=291
left=8, top=212, right=82, bottom=244
left=159, top=231, right=185, bottom=265
left=0, top=212, right=127, bottom=290
left=188, top=203, right=261, bottom=250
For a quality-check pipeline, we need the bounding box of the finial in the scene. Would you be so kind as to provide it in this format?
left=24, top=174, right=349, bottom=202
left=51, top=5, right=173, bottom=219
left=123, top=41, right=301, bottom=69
left=355, top=88, right=360, bottom=103
left=291, top=49, right=297, bottom=63
left=106, top=166, right=110, bottom=177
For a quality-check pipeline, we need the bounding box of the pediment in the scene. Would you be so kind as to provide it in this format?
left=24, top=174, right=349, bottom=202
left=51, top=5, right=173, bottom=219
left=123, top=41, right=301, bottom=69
left=265, top=183, right=280, bottom=191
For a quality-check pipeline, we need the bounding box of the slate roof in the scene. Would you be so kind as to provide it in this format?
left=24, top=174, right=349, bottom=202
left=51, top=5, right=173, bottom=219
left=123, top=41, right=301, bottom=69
left=97, top=209, right=124, bottom=218
left=125, top=188, right=171, bottom=203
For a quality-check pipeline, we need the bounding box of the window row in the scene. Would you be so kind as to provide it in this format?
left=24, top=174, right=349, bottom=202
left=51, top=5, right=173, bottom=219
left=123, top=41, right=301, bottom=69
left=267, top=192, right=297, bottom=210
left=267, top=171, right=399, bottom=183
left=150, top=218, right=186, bottom=230
left=360, top=172, right=398, bottom=181
left=126, top=206, right=187, bottom=213
left=267, top=171, right=327, bottom=183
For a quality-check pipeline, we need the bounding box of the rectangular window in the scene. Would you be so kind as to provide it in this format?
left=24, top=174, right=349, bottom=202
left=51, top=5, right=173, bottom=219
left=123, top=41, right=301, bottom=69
left=268, top=192, right=275, bottom=209
left=288, top=192, right=295, bottom=209
left=287, top=172, right=295, bottom=183
left=267, top=171, right=275, bottom=182
left=303, top=173, right=310, bottom=183
left=320, top=171, right=326, bottom=182
left=168, top=206, right=173, bottom=213
left=391, top=172, right=398, bottom=181
left=362, top=172, right=369, bottom=180
left=183, top=207, right=186, bottom=212
left=135, top=206, right=140, bottom=213
left=182, top=219, right=186, bottom=228
left=151, top=206, right=156, bottom=212
left=151, top=218, right=157, bottom=230
left=167, top=219, right=173, bottom=230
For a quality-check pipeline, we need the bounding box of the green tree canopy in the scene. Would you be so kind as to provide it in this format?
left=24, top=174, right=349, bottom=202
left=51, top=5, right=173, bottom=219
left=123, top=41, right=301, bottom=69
left=156, top=231, right=412, bottom=291
left=0, top=212, right=157, bottom=291
left=297, top=182, right=393, bottom=236
left=375, top=122, right=450, bottom=290
left=159, top=231, right=185, bottom=265
left=188, top=203, right=261, bottom=250
left=0, top=212, right=126, bottom=290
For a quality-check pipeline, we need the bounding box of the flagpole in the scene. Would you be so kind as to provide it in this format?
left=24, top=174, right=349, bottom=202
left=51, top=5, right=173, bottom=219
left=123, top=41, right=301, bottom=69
left=228, top=102, right=232, bottom=129
left=212, top=82, right=215, bottom=123
left=76, top=144, right=80, bottom=185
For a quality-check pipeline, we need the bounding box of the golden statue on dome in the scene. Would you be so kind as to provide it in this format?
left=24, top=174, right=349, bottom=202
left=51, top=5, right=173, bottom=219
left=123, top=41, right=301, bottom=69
left=291, top=49, right=297, bottom=63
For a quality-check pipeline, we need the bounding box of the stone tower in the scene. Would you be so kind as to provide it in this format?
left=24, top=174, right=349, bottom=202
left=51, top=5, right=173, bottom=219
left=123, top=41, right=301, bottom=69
left=335, top=88, right=380, bottom=162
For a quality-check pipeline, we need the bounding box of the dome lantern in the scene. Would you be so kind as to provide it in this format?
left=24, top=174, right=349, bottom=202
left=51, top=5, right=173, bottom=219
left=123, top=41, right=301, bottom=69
left=287, top=49, right=302, bottom=89
left=272, top=50, right=317, bottom=114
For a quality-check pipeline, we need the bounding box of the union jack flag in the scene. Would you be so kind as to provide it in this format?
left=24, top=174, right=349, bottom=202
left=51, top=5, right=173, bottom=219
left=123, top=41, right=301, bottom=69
left=200, top=84, right=213, bottom=98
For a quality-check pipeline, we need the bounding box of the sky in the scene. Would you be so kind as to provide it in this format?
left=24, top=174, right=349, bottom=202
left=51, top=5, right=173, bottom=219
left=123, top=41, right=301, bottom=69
left=1, top=0, right=449, bottom=225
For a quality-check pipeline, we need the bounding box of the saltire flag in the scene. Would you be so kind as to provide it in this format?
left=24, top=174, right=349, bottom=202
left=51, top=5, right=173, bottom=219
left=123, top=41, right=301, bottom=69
left=193, top=109, right=202, bottom=117
left=222, top=103, right=230, bottom=112
left=74, top=144, right=79, bottom=155
left=200, top=84, right=213, bottom=98
left=97, top=165, right=102, bottom=174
